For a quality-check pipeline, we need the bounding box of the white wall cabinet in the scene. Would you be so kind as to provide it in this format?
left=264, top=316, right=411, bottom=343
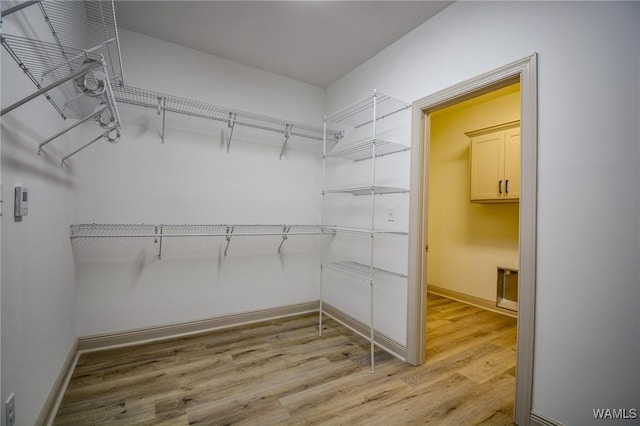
left=468, top=121, right=520, bottom=202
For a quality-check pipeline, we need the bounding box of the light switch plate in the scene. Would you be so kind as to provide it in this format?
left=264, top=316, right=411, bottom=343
left=387, top=206, right=396, bottom=222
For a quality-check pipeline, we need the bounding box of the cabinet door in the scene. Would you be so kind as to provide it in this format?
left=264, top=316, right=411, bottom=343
left=470, top=132, right=505, bottom=200
left=503, top=128, right=520, bottom=200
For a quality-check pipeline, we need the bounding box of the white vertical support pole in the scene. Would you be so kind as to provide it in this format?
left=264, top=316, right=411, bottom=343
left=370, top=90, right=378, bottom=373
left=158, top=225, right=164, bottom=260
left=319, top=116, right=327, bottom=337
left=161, top=97, right=167, bottom=144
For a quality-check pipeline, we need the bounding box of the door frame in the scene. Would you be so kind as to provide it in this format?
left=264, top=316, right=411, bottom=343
left=406, top=53, right=537, bottom=425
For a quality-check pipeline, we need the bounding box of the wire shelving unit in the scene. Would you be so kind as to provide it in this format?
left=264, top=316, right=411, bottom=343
left=0, top=0, right=124, bottom=163
left=112, top=85, right=342, bottom=157
left=320, top=90, right=410, bottom=373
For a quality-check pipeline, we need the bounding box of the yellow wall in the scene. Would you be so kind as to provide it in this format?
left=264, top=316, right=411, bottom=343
left=427, top=84, right=520, bottom=302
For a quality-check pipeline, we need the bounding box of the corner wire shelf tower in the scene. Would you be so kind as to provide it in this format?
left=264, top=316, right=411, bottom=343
left=320, top=90, right=411, bottom=373
left=0, top=0, right=124, bottom=164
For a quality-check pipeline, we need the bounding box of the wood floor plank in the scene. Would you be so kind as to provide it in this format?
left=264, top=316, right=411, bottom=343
left=54, top=294, right=517, bottom=425
left=458, top=346, right=517, bottom=384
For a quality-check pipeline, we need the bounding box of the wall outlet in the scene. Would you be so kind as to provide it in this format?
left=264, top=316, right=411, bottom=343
left=387, top=206, right=396, bottom=222
left=5, top=393, right=16, bottom=426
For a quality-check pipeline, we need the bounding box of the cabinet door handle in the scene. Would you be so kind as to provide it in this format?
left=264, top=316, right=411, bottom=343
left=505, top=179, right=509, bottom=194
left=498, top=180, right=502, bottom=194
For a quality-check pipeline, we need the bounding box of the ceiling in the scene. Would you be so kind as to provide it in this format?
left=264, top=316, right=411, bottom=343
left=114, top=1, right=453, bottom=88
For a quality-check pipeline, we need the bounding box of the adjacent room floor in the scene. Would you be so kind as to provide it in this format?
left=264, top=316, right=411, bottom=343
left=54, top=294, right=517, bottom=425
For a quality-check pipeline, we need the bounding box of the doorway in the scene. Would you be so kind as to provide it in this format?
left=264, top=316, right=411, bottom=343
left=406, top=54, right=537, bottom=425
left=427, top=83, right=521, bottom=313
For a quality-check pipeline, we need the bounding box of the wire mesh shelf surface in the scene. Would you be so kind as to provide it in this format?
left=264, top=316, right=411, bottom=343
left=1, top=0, right=124, bottom=118
left=113, top=84, right=342, bottom=144
left=70, top=223, right=325, bottom=239
left=323, top=261, right=407, bottom=281
left=39, top=0, right=124, bottom=85
left=1, top=34, right=105, bottom=117
left=324, top=185, right=409, bottom=196
left=325, top=91, right=410, bottom=128
left=322, top=226, right=408, bottom=236
left=326, top=138, right=410, bottom=161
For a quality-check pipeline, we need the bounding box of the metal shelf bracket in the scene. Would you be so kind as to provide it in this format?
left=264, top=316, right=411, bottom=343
left=154, top=225, right=164, bottom=259
left=279, top=124, right=292, bottom=159
left=226, top=112, right=237, bottom=152
left=160, top=97, right=167, bottom=143
left=224, top=225, right=235, bottom=256
left=278, top=225, right=291, bottom=253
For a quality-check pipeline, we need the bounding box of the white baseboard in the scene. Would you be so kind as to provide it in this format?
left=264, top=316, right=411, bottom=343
left=427, top=285, right=517, bottom=318
left=322, top=303, right=407, bottom=361
left=37, top=339, right=80, bottom=426
left=77, top=301, right=320, bottom=353
left=530, top=411, right=565, bottom=426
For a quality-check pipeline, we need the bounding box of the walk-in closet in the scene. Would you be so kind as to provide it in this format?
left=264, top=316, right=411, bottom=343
left=2, top=1, right=639, bottom=425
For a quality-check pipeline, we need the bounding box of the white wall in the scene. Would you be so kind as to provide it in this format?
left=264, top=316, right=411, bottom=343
left=428, top=85, right=520, bottom=302
left=72, top=30, right=326, bottom=336
left=1, top=6, right=80, bottom=425
left=326, top=1, right=640, bottom=425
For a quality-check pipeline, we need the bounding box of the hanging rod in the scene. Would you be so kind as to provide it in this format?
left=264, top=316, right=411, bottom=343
left=112, top=85, right=343, bottom=155
left=70, top=224, right=332, bottom=259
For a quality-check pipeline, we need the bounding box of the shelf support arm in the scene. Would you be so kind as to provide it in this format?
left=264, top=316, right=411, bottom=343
left=226, top=112, right=237, bottom=152
left=160, top=97, right=167, bottom=143
left=38, top=104, right=107, bottom=154
left=158, top=225, right=164, bottom=260
left=278, top=225, right=291, bottom=253
left=224, top=226, right=234, bottom=256
left=279, top=124, right=292, bottom=159
left=60, top=130, right=110, bottom=166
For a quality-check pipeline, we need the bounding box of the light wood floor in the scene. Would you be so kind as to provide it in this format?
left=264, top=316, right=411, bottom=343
left=54, top=294, right=517, bottom=425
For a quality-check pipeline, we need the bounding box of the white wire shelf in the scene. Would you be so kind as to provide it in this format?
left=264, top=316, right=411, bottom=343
left=1, top=0, right=124, bottom=119
left=1, top=34, right=102, bottom=118
left=1, top=34, right=122, bottom=162
left=325, top=91, right=410, bottom=129
left=1, top=1, right=123, bottom=163
left=113, top=84, right=342, bottom=155
left=70, top=223, right=326, bottom=258
left=322, top=226, right=408, bottom=236
left=70, top=223, right=324, bottom=238
left=323, top=185, right=409, bottom=196
left=326, top=138, right=410, bottom=161
left=323, top=261, right=407, bottom=281
left=39, top=0, right=124, bottom=85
